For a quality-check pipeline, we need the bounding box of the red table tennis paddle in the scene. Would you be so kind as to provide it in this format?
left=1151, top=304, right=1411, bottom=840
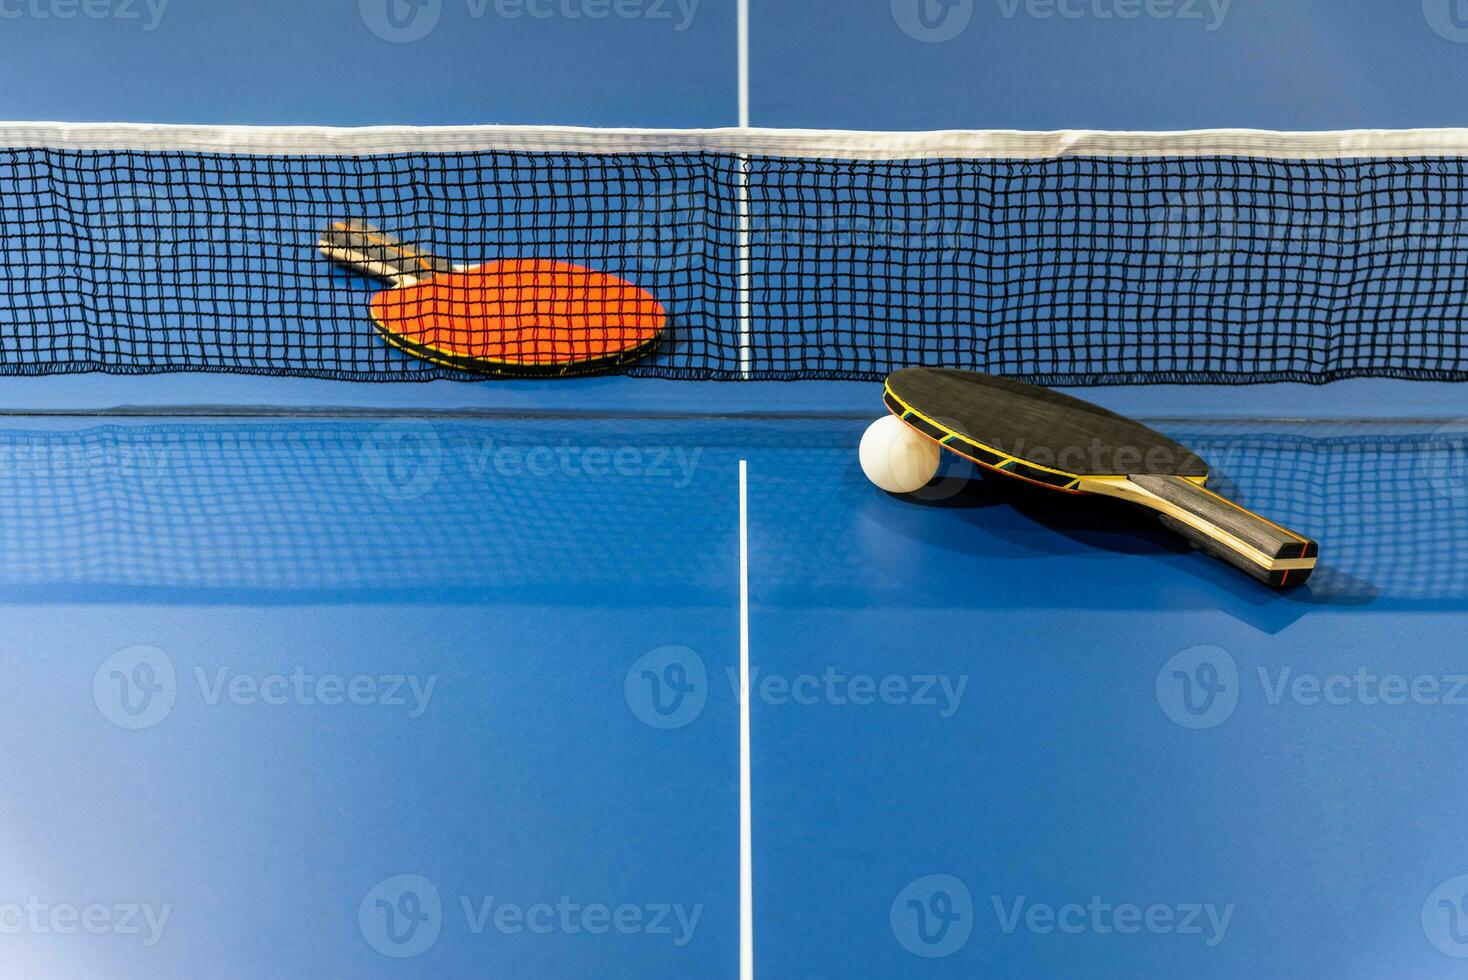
left=320, top=220, right=667, bottom=377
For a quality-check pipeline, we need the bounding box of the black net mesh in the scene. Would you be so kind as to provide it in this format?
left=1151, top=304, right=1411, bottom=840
left=2, top=143, right=1467, bottom=383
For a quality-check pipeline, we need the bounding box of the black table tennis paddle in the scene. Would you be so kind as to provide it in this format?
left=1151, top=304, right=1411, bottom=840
left=884, top=368, right=1318, bottom=587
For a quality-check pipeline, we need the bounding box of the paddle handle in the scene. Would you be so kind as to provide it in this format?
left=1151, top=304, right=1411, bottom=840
left=1129, top=475, right=1318, bottom=588
left=319, top=220, right=457, bottom=287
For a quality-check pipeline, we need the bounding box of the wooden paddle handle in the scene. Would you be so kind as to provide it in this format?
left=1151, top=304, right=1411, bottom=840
left=319, top=220, right=457, bottom=287
left=1129, top=475, right=1318, bottom=588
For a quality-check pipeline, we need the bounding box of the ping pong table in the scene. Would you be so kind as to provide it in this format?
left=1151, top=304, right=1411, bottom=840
left=6, top=0, right=1468, bottom=974
left=2, top=374, right=1466, bottom=978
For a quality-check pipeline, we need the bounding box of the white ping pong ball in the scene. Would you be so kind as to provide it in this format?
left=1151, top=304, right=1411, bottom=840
left=860, top=415, right=941, bottom=494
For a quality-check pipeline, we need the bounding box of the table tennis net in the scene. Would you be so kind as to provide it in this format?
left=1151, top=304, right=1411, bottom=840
left=3, top=125, right=1468, bottom=384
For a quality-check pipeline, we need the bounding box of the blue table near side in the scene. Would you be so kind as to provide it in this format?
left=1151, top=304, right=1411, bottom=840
left=0, top=383, right=1463, bottom=978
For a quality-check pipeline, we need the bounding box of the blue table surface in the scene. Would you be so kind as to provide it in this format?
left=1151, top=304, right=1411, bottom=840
left=6, top=0, right=1468, bottom=972
left=0, top=383, right=1464, bottom=978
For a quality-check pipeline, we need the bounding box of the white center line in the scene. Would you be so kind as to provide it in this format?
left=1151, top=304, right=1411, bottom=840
left=737, top=9, right=754, bottom=965
left=739, top=459, right=754, bottom=980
